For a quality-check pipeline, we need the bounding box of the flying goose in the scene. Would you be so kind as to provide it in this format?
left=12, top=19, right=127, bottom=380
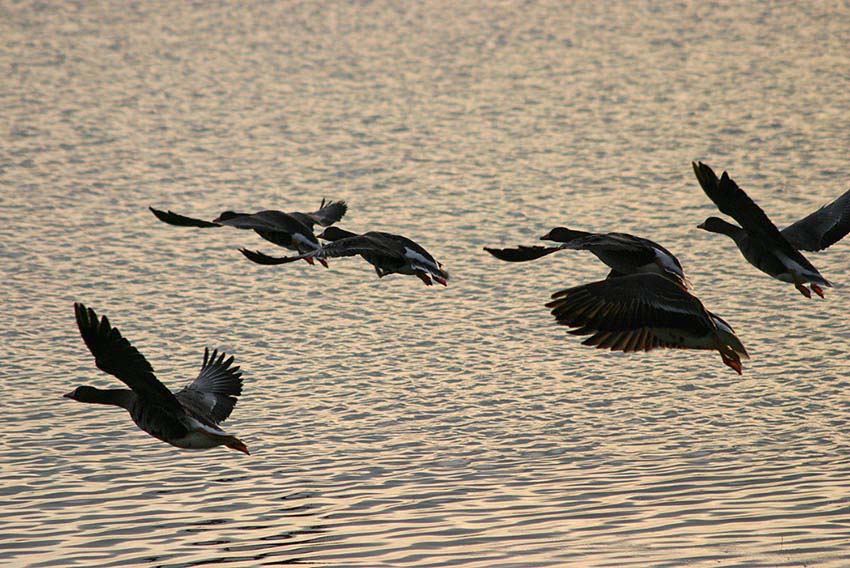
left=150, top=199, right=347, bottom=266
left=239, top=226, right=449, bottom=286
left=546, top=273, right=749, bottom=374
left=693, top=161, right=850, bottom=298
left=66, top=303, right=249, bottom=454
left=485, top=228, right=690, bottom=289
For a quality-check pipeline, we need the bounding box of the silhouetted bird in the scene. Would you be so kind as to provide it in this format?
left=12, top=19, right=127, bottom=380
left=66, top=303, right=249, bottom=454
left=240, top=226, right=449, bottom=286
left=150, top=199, right=347, bottom=266
left=694, top=161, right=850, bottom=298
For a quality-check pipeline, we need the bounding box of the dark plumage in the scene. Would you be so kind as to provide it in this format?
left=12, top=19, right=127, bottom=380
left=546, top=274, right=748, bottom=374
left=66, top=303, right=248, bottom=454
left=694, top=161, right=848, bottom=298
left=240, top=226, right=449, bottom=286
left=150, top=199, right=348, bottom=267
left=485, top=227, right=690, bottom=288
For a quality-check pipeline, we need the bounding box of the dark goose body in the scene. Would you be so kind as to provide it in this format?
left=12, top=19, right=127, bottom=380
left=150, top=199, right=347, bottom=265
left=240, top=226, right=449, bottom=286
left=694, top=161, right=849, bottom=298
left=66, top=303, right=249, bottom=454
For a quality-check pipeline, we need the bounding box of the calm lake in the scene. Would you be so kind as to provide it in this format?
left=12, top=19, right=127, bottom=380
left=3, top=1, right=850, bottom=566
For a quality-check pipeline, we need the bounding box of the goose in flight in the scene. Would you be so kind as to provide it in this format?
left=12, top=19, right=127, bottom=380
left=66, top=303, right=249, bottom=454
left=150, top=199, right=347, bottom=266
left=240, top=226, right=449, bottom=286
left=693, top=161, right=850, bottom=298
left=546, top=273, right=748, bottom=374
left=485, top=228, right=690, bottom=289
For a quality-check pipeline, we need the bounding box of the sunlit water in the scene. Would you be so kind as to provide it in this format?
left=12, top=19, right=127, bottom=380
left=3, top=1, right=850, bottom=566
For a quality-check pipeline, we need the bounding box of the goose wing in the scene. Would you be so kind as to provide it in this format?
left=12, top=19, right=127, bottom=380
left=781, top=188, right=850, bottom=251
left=239, top=248, right=306, bottom=265
left=484, top=245, right=565, bottom=262
left=545, top=274, right=712, bottom=352
left=149, top=207, right=220, bottom=228
left=175, top=348, right=243, bottom=424
left=74, top=303, right=183, bottom=414
left=240, top=234, right=403, bottom=264
left=376, top=233, right=438, bottom=260
left=215, top=210, right=307, bottom=233
left=296, top=199, right=348, bottom=227
left=692, top=162, right=788, bottom=241
left=215, top=210, right=317, bottom=249
left=554, top=232, right=658, bottom=264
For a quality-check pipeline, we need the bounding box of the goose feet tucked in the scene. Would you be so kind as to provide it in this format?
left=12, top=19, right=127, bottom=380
left=415, top=270, right=434, bottom=286
left=719, top=350, right=743, bottom=375
left=792, top=274, right=819, bottom=298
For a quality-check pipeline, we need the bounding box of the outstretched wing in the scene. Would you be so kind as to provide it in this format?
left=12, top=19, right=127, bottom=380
left=175, top=348, right=243, bottom=424
left=150, top=207, right=221, bottom=228
left=74, top=303, right=183, bottom=413
left=239, top=248, right=310, bottom=265
left=215, top=210, right=307, bottom=233
left=692, top=162, right=786, bottom=243
left=545, top=274, right=712, bottom=352
left=556, top=232, right=658, bottom=264
left=781, top=188, right=850, bottom=252
left=321, top=234, right=405, bottom=260
left=301, top=199, right=348, bottom=227
left=484, top=245, right=565, bottom=262
left=241, top=234, right=404, bottom=266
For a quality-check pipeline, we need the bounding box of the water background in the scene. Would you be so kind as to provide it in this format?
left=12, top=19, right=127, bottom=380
left=3, top=1, right=850, bottom=566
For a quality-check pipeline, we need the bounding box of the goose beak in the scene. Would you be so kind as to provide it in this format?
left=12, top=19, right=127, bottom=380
left=696, top=221, right=707, bottom=230
left=63, top=391, right=74, bottom=399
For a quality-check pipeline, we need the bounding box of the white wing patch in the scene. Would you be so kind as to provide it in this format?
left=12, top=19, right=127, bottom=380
left=292, top=233, right=319, bottom=250
left=403, top=247, right=433, bottom=266
left=654, top=248, right=684, bottom=278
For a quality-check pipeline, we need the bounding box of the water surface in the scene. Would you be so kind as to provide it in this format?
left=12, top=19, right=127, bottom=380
left=3, top=1, right=850, bottom=566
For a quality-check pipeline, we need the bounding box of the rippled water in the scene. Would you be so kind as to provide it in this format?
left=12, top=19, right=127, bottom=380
left=3, top=1, right=850, bottom=566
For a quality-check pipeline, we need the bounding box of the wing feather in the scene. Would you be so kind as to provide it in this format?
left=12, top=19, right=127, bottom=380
left=175, top=348, right=243, bottom=424
left=545, top=274, right=714, bottom=353
left=74, top=303, right=183, bottom=413
left=305, top=199, right=348, bottom=227
left=484, top=245, right=564, bottom=262
left=781, top=188, right=850, bottom=251
left=150, top=207, right=220, bottom=228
